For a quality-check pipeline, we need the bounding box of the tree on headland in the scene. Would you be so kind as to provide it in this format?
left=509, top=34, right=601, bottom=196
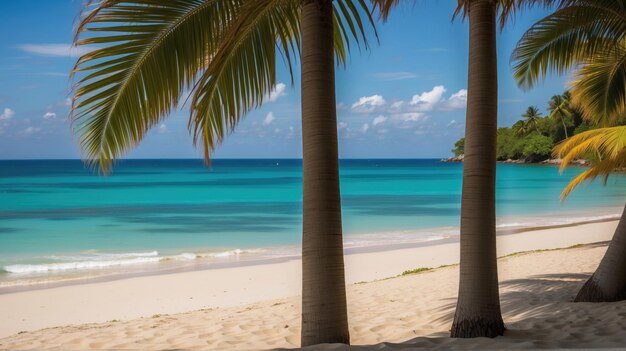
left=521, top=106, right=543, bottom=134
left=452, top=138, right=465, bottom=157
left=548, top=92, right=573, bottom=138
left=512, top=119, right=530, bottom=137
left=512, top=0, right=626, bottom=302
left=71, top=0, right=376, bottom=345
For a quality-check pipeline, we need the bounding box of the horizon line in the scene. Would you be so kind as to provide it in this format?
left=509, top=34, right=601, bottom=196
left=0, top=157, right=449, bottom=161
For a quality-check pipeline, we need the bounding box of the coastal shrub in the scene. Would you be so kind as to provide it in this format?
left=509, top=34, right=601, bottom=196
left=401, top=267, right=433, bottom=275
left=496, top=128, right=525, bottom=160
left=452, top=138, right=465, bottom=156
left=452, top=90, right=600, bottom=162
left=522, top=133, right=554, bottom=161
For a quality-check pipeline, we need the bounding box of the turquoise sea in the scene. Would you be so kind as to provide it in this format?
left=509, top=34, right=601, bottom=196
left=1, top=159, right=625, bottom=287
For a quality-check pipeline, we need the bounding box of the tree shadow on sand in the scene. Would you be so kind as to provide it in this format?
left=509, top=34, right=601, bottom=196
left=290, top=263, right=626, bottom=350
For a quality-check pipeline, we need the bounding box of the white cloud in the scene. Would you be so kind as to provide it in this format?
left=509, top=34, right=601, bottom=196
left=395, top=112, right=425, bottom=122
left=20, top=127, right=41, bottom=136
left=0, top=108, right=14, bottom=120
left=18, top=43, right=91, bottom=58
left=442, top=89, right=467, bottom=110
left=65, top=98, right=72, bottom=107
left=340, top=86, right=467, bottom=136
left=263, top=112, right=275, bottom=126
left=410, top=85, right=446, bottom=111
left=157, top=124, right=169, bottom=134
left=373, top=72, right=417, bottom=81
left=43, top=112, right=57, bottom=120
left=351, top=95, right=386, bottom=113
left=264, top=83, right=287, bottom=103
left=389, top=101, right=404, bottom=112
left=372, top=115, right=387, bottom=126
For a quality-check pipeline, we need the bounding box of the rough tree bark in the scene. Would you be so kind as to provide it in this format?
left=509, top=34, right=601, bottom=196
left=576, top=204, right=626, bottom=302
left=450, top=0, right=505, bottom=338
left=300, top=0, right=350, bottom=346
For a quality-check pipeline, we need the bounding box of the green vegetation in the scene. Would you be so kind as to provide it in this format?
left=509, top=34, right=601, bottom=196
left=401, top=267, right=433, bottom=276
left=452, top=138, right=465, bottom=157
left=453, top=91, right=598, bottom=162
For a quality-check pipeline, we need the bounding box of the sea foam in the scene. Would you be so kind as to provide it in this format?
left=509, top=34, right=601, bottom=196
left=3, top=251, right=199, bottom=274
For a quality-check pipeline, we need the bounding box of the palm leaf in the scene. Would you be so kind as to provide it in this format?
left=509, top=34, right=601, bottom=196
left=512, top=0, right=626, bottom=88
left=188, top=0, right=377, bottom=162
left=188, top=0, right=299, bottom=161
left=71, top=0, right=237, bottom=173
left=554, top=126, right=626, bottom=199
left=570, top=41, right=626, bottom=126
left=72, top=0, right=378, bottom=171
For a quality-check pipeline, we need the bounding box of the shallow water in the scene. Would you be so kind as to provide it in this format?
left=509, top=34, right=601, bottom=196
left=1, top=159, right=624, bottom=286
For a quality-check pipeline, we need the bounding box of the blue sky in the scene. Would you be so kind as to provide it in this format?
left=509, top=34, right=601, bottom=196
left=0, top=1, right=569, bottom=160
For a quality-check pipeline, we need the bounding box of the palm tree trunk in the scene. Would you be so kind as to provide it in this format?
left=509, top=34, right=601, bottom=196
left=450, top=0, right=504, bottom=338
left=561, top=118, right=568, bottom=138
left=300, top=0, right=350, bottom=346
left=575, top=204, right=626, bottom=302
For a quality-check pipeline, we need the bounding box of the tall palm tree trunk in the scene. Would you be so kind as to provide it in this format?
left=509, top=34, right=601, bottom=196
left=576, top=204, right=626, bottom=302
left=451, top=0, right=504, bottom=338
left=300, top=0, right=350, bottom=346
left=561, top=118, right=569, bottom=138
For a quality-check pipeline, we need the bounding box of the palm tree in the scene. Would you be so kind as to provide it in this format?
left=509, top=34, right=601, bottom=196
left=71, top=0, right=375, bottom=345
left=521, top=106, right=543, bottom=134
left=512, top=119, right=530, bottom=136
left=512, top=0, right=626, bottom=302
left=448, top=0, right=504, bottom=338
left=373, top=0, right=558, bottom=338
left=548, top=93, right=572, bottom=138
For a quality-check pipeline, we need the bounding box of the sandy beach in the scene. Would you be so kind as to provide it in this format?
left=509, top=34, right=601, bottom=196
left=1, top=219, right=625, bottom=350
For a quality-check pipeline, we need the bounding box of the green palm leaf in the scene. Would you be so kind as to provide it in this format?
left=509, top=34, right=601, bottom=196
left=188, top=0, right=376, bottom=162
left=512, top=0, right=626, bottom=88
left=188, top=0, right=299, bottom=161
left=72, top=0, right=239, bottom=172
left=72, top=0, right=376, bottom=172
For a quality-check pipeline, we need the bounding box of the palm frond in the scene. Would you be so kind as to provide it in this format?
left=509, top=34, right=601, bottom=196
left=333, top=0, right=379, bottom=66
left=554, top=126, right=626, bottom=199
left=512, top=0, right=626, bottom=88
left=72, top=0, right=378, bottom=170
left=188, top=0, right=299, bottom=162
left=570, top=41, right=626, bottom=126
left=71, top=0, right=235, bottom=173
left=188, top=0, right=378, bottom=162
left=371, top=0, right=401, bottom=21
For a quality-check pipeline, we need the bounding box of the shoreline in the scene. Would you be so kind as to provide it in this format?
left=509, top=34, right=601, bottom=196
left=0, top=213, right=621, bottom=294
left=0, top=218, right=620, bottom=340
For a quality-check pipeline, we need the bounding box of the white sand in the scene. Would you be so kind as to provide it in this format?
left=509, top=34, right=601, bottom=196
left=1, top=220, right=625, bottom=350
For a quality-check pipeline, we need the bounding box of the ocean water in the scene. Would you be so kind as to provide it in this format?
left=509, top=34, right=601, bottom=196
left=1, top=159, right=625, bottom=287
